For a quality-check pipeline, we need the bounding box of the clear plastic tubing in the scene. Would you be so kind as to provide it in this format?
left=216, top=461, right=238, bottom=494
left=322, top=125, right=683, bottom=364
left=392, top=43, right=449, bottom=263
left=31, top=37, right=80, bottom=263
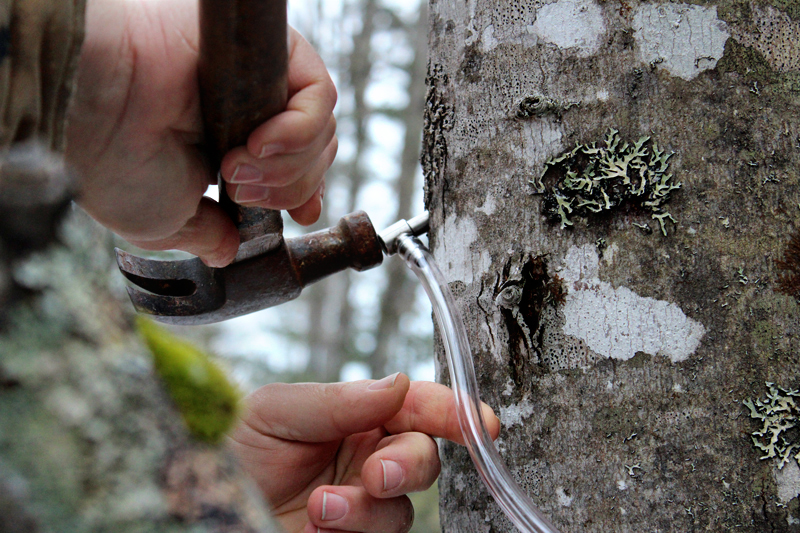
left=396, top=233, right=561, bottom=533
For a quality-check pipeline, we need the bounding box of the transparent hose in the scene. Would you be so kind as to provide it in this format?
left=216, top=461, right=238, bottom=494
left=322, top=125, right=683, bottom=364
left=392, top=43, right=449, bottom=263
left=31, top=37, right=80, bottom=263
left=396, top=234, right=560, bottom=533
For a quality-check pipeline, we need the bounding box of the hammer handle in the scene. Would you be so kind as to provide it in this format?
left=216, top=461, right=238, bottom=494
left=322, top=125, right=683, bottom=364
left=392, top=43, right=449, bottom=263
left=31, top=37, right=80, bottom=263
left=198, top=0, right=287, bottom=248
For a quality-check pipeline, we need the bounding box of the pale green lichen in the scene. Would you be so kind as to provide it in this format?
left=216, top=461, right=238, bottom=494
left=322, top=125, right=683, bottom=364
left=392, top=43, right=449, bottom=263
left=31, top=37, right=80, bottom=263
left=744, top=382, right=800, bottom=469
left=532, top=129, right=681, bottom=235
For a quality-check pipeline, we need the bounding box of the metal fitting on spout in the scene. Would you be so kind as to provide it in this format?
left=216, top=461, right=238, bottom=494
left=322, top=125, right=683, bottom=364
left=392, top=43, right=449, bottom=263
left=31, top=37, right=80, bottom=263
left=379, top=212, right=430, bottom=255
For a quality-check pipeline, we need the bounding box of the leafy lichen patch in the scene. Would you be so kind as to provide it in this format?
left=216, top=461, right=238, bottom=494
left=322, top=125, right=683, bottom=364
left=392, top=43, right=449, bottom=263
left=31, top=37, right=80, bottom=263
left=744, top=382, right=800, bottom=469
left=532, top=129, right=681, bottom=235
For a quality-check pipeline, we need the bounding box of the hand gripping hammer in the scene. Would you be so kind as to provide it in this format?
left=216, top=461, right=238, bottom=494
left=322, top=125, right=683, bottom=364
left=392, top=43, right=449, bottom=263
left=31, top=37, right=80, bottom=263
left=115, top=0, right=428, bottom=325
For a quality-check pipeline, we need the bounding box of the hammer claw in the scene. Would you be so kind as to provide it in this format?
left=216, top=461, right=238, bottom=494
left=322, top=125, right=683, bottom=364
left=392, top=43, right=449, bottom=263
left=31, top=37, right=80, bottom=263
left=115, top=249, right=226, bottom=316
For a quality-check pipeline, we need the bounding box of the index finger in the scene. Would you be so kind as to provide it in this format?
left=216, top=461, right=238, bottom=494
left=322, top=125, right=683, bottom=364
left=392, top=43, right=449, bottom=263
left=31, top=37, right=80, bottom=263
left=383, top=381, right=501, bottom=446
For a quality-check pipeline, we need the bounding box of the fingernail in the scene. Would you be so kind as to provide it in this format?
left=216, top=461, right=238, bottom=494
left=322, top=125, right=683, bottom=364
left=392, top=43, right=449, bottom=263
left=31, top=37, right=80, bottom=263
left=259, top=143, right=283, bottom=158
left=321, top=491, right=348, bottom=521
left=230, top=164, right=262, bottom=184
left=381, top=459, right=404, bottom=491
left=235, top=185, right=271, bottom=203
left=368, top=372, right=399, bottom=391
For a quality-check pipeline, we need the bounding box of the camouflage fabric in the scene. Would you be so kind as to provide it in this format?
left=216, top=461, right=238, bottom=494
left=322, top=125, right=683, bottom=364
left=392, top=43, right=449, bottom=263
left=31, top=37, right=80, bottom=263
left=0, top=0, right=86, bottom=151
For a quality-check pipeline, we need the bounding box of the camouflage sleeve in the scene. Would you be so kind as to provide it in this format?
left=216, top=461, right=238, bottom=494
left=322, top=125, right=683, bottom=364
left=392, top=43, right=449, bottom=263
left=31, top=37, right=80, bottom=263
left=0, top=0, right=86, bottom=152
left=0, top=0, right=86, bottom=254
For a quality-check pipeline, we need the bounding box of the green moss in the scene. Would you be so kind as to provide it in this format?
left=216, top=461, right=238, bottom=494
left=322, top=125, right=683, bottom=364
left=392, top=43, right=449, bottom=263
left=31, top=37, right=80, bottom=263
left=136, top=318, right=240, bottom=444
left=780, top=72, right=800, bottom=94
left=752, top=320, right=781, bottom=353
left=592, top=406, right=640, bottom=436
left=716, top=0, right=799, bottom=22
left=716, top=38, right=800, bottom=97
left=716, top=0, right=752, bottom=23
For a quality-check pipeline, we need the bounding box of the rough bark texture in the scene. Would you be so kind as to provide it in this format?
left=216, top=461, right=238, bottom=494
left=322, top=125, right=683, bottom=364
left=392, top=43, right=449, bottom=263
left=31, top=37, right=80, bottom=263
left=425, top=0, right=800, bottom=531
left=0, top=201, right=282, bottom=533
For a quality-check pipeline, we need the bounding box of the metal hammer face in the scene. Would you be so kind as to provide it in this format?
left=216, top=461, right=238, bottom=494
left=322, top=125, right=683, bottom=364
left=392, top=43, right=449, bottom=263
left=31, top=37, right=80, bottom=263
left=117, top=211, right=384, bottom=325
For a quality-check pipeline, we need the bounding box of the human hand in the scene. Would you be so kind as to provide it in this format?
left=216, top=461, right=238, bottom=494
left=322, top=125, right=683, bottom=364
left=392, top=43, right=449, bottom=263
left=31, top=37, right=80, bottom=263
left=67, top=0, right=336, bottom=267
left=229, top=373, right=501, bottom=533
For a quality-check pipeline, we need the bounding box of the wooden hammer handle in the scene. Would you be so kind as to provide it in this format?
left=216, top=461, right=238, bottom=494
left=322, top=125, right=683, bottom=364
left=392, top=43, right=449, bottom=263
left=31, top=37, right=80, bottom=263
left=198, top=0, right=287, bottom=248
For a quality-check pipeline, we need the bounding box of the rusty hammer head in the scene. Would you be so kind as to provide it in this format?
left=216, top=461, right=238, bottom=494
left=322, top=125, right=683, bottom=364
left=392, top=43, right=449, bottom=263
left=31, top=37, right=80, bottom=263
left=116, top=210, right=384, bottom=325
left=117, top=211, right=430, bottom=325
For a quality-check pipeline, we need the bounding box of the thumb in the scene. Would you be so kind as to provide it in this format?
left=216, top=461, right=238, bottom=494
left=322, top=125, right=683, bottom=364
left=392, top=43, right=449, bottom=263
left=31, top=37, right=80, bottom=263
left=127, top=197, right=240, bottom=268
left=238, top=373, right=411, bottom=443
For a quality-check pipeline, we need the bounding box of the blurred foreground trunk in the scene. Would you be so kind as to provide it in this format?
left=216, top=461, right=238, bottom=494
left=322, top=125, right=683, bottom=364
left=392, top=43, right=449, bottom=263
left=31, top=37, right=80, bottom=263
left=0, top=155, right=280, bottom=532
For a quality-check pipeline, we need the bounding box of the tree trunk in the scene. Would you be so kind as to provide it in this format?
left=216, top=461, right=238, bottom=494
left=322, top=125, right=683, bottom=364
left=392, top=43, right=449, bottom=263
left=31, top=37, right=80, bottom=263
left=370, top=3, right=429, bottom=379
left=425, top=0, right=800, bottom=531
left=0, top=161, right=280, bottom=532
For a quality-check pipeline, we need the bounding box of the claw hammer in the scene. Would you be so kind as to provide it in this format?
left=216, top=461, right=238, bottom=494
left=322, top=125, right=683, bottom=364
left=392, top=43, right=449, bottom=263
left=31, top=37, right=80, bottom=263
left=115, top=0, right=427, bottom=325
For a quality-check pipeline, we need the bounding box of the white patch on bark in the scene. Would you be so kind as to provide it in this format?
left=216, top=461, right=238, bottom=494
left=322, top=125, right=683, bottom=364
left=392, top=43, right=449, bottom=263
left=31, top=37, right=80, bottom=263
left=632, top=4, right=729, bottom=81
left=521, top=120, right=565, bottom=171
left=602, top=242, right=620, bottom=267
left=530, top=0, right=605, bottom=56
left=453, top=472, right=467, bottom=493
left=556, top=487, right=573, bottom=507
left=499, top=399, right=536, bottom=428
left=437, top=214, right=492, bottom=284
left=774, top=460, right=800, bottom=504
left=560, top=244, right=705, bottom=363
left=481, top=24, right=498, bottom=52
left=476, top=193, right=497, bottom=215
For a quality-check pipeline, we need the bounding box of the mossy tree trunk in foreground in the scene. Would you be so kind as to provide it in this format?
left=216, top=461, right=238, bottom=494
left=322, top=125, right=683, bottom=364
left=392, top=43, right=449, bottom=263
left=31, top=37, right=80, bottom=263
left=0, top=171, right=281, bottom=533
left=424, top=0, right=800, bottom=530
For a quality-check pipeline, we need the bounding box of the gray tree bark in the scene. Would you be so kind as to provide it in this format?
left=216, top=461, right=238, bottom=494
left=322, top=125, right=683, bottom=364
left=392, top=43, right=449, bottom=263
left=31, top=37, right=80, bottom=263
left=425, top=0, right=800, bottom=531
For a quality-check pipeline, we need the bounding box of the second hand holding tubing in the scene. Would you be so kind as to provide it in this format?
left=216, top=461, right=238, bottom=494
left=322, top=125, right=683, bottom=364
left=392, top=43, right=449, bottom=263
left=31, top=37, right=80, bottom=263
left=381, top=214, right=560, bottom=533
